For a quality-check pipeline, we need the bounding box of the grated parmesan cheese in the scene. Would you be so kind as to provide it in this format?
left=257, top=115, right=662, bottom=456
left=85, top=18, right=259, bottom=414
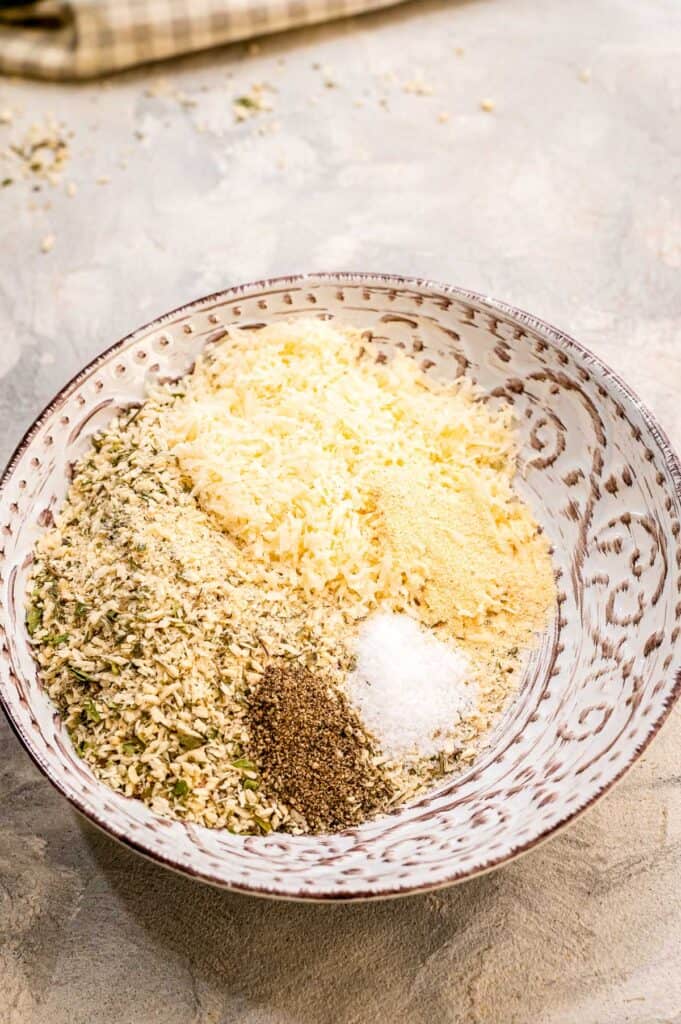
left=163, top=319, right=554, bottom=651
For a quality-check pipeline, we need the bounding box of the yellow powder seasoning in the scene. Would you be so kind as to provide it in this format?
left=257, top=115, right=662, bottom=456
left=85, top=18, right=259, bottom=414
left=374, top=465, right=556, bottom=662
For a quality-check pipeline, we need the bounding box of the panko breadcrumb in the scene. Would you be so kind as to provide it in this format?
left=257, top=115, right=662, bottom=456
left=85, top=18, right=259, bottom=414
left=28, top=394, right=428, bottom=834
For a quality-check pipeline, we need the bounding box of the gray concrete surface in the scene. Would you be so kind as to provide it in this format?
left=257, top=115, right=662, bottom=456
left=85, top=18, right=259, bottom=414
left=1, top=1, right=681, bottom=1021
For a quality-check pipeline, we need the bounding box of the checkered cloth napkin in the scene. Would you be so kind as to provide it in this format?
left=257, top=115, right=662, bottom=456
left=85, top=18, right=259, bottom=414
left=0, top=0, right=400, bottom=79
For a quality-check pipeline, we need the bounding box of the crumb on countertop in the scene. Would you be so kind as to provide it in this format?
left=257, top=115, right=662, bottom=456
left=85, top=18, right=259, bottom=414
left=403, top=78, right=434, bottom=96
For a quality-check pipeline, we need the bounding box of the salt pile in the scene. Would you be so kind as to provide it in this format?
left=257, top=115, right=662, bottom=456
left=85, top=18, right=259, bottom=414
left=346, top=613, right=476, bottom=758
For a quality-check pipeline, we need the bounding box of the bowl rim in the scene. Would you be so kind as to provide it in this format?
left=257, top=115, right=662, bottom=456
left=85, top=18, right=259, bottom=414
left=1, top=270, right=680, bottom=902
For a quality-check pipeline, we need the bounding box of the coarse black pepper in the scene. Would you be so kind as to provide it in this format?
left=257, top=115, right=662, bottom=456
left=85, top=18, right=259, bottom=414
left=248, top=664, right=394, bottom=832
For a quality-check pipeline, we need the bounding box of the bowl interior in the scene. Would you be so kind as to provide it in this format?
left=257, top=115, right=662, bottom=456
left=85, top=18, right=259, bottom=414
left=1, top=274, right=680, bottom=900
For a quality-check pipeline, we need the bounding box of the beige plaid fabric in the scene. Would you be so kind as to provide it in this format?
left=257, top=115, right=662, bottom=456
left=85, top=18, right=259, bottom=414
left=0, top=0, right=401, bottom=79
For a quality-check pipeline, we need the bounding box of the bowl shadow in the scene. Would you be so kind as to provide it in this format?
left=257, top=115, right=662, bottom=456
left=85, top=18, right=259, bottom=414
left=78, top=798, right=616, bottom=1024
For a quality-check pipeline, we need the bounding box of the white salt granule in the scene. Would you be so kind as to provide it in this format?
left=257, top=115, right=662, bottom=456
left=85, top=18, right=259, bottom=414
left=346, top=612, right=476, bottom=758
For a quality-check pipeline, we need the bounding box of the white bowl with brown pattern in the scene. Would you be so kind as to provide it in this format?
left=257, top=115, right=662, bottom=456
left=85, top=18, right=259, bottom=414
left=1, top=273, right=680, bottom=901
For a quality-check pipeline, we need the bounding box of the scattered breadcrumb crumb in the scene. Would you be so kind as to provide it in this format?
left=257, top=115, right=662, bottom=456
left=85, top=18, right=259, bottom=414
left=145, top=77, right=173, bottom=98
left=233, top=83, right=274, bottom=121
left=454, top=47, right=465, bottom=57
left=321, top=66, right=337, bottom=89
left=438, top=111, right=450, bottom=124
left=480, top=98, right=495, bottom=112
left=96, top=175, right=110, bottom=185
left=257, top=120, right=279, bottom=137
left=175, top=90, right=197, bottom=109
left=310, top=61, right=337, bottom=87
left=0, top=108, right=13, bottom=125
left=40, top=233, right=55, bottom=253
left=5, top=116, right=70, bottom=185
left=65, top=181, right=77, bottom=197
left=144, top=79, right=197, bottom=111
left=403, top=78, right=434, bottom=96
left=579, top=69, right=591, bottom=83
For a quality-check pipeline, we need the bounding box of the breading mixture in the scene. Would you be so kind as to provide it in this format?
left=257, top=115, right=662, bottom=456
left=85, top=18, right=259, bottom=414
left=28, top=320, right=555, bottom=834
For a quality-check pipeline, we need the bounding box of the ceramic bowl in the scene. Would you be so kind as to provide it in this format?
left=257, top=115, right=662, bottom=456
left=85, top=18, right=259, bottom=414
left=1, top=273, right=680, bottom=901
